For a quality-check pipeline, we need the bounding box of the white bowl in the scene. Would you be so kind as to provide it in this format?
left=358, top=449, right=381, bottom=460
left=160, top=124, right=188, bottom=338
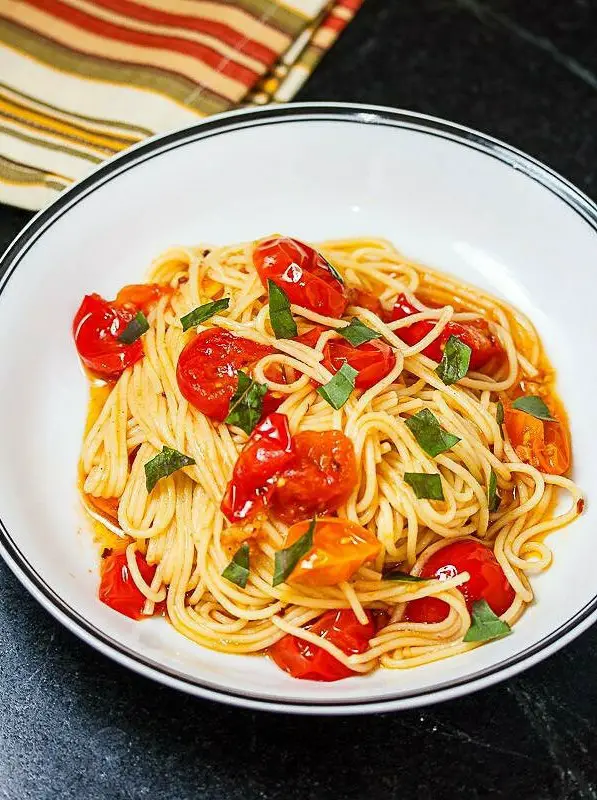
left=0, top=103, right=595, bottom=715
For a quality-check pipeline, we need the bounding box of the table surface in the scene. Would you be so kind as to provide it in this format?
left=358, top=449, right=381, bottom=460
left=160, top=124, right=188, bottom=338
left=2, top=1, right=597, bottom=798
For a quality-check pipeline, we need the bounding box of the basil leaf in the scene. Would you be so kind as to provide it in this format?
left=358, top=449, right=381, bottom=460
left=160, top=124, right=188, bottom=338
left=496, top=401, right=504, bottom=426
left=225, top=371, right=267, bottom=435
left=435, top=335, right=471, bottom=385
left=222, top=543, right=250, bottom=588
left=404, top=472, right=444, bottom=500
left=118, top=311, right=149, bottom=344
left=488, top=468, right=501, bottom=512
left=145, top=446, right=195, bottom=493
left=338, top=317, right=381, bottom=347
left=180, top=298, right=230, bottom=332
left=268, top=280, right=298, bottom=339
left=405, top=409, right=461, bottom=457
left=382, top=569, right=427, bottom=582
left=463, top=599, right=511, bottom=643
left=273, top=517, right=316, bottom=586
left=324, top=257, right=344, bottom=284
left=317, top=363, right=357, bottom=409
left=512, top=395, right=556, bottom=421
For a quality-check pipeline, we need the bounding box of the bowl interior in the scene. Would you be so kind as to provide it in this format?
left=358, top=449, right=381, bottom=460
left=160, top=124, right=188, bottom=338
left=0, top=107, right=595, bottom=710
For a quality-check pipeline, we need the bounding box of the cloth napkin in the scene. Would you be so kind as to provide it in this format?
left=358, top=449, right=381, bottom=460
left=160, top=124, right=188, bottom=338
left=0, top=0, right=362, bottom=210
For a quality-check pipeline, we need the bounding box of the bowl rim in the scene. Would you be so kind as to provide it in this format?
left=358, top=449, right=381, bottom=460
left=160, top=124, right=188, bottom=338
left=1, top=101, right=596, bottom=715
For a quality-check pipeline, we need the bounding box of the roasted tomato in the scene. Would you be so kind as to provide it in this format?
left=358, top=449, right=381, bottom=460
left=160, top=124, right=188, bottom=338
left=389, top=293, right=503, bottom=370
left=504, top=402, right=570, bottom=476
left=73, top=293, right=144, bottom=380
left=99, top=549, right=160, bottom=620
left=221, top=413, right=294, bottom=522
left=270, top=430, right=358, bottom=524
left=176, top=327, right=274, bottom=422
left=114, top=283, right=171, bottom=314
left=322, top=338, right=396, bottom=390
left=270, top=609, right=375, bottom=681
left=284, top=517, right=380, bottom=587
left=404, top=540, right=515, bottom=624
left=253, top=236, right=347, bottom=318
left=348, top=287, right=384, bottom=317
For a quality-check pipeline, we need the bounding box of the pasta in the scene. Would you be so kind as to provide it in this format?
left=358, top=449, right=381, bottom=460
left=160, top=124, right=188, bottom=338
left=74, top=235, right=584, bottom=681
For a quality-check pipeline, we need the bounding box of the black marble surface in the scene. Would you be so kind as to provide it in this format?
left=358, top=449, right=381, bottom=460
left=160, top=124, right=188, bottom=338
left=1, top=1, right=597, bottom=798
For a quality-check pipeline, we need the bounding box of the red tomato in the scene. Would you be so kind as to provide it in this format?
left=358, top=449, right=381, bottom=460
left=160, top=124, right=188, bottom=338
left=221, top=413, right=294, bottom=522
left=73, top=293, right=144, bottom=380
left=176, top=327, right=274, bottom=422
left=504, top=404, right=570, bottom=476
left=269, top=431, right=358, bottom=524
left=404, top=540, right=515, bottom=624
left=253, top=236, right=347, bottom=318
left=348, top=288, right=384, bottom=317
left=270, top=609, right=375, bottom=681
left=322, top=338, right=396, bottom=390
left=389, top=294, right=503, bottom=370
left=99, top=549, right=159, bottom=620
left=114, top=283, right=171, bottom=314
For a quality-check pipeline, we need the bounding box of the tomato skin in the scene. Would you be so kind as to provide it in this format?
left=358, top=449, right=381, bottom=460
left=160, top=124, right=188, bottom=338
left=270, top=431, right=358, bottom=524
left=114, top=283, right=171, bottom=314
left=99, top=550, right=158, bottom=620
left=404, top=540, right=515, bottom=624
left=284, top=517, right=380, bottom=587
left=221, top=413, right=294, bottom=522
left=504, top=405, right=570, bottom=476
left=322, top=338, right=396, bottom=390
left=176, top=327, right=274, bottom=422
left=253, top=236, right=347, bottom=318
left=270, top=609, right=375, bottom=681
left=73, top=293, right=144, bottom=380
left=389, top=294, right=502, bottom=369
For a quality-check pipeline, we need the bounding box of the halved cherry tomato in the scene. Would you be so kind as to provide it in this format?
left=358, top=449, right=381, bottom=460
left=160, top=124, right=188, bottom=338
left=114, top=283, right=171, bottom=314
left=253, top=236, right=347, bottom=318
left=284, top=517, right=380, bottom=587
left=504, top=404, right=570, bottom=476
left=270, top=609, right=375, bottom=681
left=73, top=293, right=144, bottom=380
left=270, top=431, right=358, bottom=524
left=323, top=338, right=396, bottom=390
left=389, top=293, right=503, bottom=370
left=99, top=549, right=160, bottom=620
left=221, top=413, right=294, bottom=522
left=404, top=539, right=515, bottom=624
left=176, top=327, right=274, bottom=422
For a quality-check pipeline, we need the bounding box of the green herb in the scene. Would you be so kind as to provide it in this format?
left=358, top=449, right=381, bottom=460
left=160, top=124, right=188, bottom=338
left=144, top=446, right=195, bottom=493
left=118, top=311, right=149, bottom=344
left=435, top=335, right=471, bottom=385
left=273, top=517, right=316, bottom=586
left=496, top=401, right=504, bottom=426
left=324, top=257, right=344, bottom=284
left=405, top=409, right=461, bottom=457
left=511, top=395, right=556, bottom=421
left=404, top=472, right=444, bottom=500
left=225, top=371, right=267, bottom=435
left=180, top=298, right=230, bottom=332
left=268, top=280, right=298, bottom=339
left=488, top=469, right=501, bottom=512
left=463, top=599, right=511, bottom=643
left=338, top=317, right=381, bottom=347
left=382, top=569, right=427, bottom=582
left=317, top=363, right=358, bottom=409
left=222, top=543, right=250, bottom=588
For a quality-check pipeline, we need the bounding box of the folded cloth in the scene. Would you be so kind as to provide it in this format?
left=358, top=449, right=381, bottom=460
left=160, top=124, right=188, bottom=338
left=0, top=0, right=362, bottom=210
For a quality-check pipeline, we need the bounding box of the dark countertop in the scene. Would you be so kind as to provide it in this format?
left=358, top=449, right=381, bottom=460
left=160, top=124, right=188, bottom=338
left=1, top=1, right=597, bottom=798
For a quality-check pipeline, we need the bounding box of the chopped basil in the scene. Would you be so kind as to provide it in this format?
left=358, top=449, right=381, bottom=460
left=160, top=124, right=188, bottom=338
left=225, top=371, right=267, bottom=435
left=382, top=569, right=427, bottom=582
left=118, top=311, right=149, bottom=344
left=338, top=317, right=381, bottom=347
left=496, top=401, right=504, bottom=426
left=435, top=335, right=471, bottom=385
left=405, top=409, right=461, bottom=457
left=463, top=599, right=511, bottom=643
left=488, top=469, right=501, bottom=512
left=222, top=543, right=250, bottom=588
left=180, top=298, right=230, bottom=332
left=324, top=257, right=344, bottom=284
left=272, top=517, right=316, bottom=586
left=145, top=446, right=195, bottom=493
left=404, top=472, right=444, bottom=500
left=512, top=395, right=556, bottom=421
left=317, top=363, right=358, bottom=409
left=268, top=280, right=298, bottom=339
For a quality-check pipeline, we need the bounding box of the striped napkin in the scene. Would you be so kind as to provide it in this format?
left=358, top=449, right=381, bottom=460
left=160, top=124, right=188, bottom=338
left=0, top=0, right=361, bottom=210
